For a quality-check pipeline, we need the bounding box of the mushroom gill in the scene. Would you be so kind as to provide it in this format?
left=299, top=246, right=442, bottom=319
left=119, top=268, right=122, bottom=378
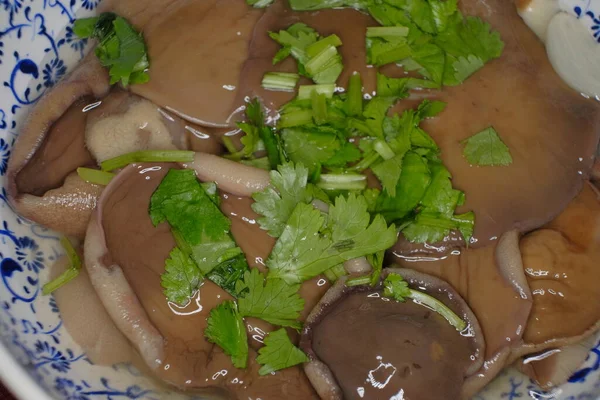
left=84, top=162, right=318, bottom=398
left=300, top=268, right=484, bottom=400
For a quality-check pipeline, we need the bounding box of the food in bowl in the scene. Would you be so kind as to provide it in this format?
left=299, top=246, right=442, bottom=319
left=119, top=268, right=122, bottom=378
left=4, top=0, right=600, bottom=398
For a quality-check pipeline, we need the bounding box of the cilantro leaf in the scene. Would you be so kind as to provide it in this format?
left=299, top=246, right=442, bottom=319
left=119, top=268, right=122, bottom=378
left=252, top=162, right=315, bottom=237
left=150, top=169, right=243, bottom=301
left=256, top=328, right=308, bottom=375
left=205, top=301, right=248, bottom=369
left=280, top=127, right=341, bottom=175
left=267, top=194, right=397, bottom=284
left=462, top=127, right=512, bottom=166
left=375, top=151, right=432, bottom=221
left=363, top=96, right=398, bottom=139
left=402, top=211, right=475, bottom=243
left=269, top=23, right=319, bottom=67
left=377, top=73, right=440, bottom=97
left=371, top=153, right=404, bottom=197
left=383, top=273, right=411, bottom=301
left=207, top=254, right=249, bottom=297
left=161, top=247, right=202, bottom=305
left=74, top=13, right=149, bottom=87
left=237, top=268, right=304, bottom=328
left=453, top=54, right=484, bottom=83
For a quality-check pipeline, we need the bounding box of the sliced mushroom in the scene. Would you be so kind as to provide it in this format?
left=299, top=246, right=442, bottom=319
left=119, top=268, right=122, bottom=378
left=389, top=230, right=533, bottom=395
left=84, top=162, right=318, bottom=397
left=50, top=255, right=135, bottom=366
left=300, top=268, right=485, bottom=400
left=516, top=334, right=599, bottom=389
left=386, top=0, right=600, bottom=250
left=513, top=182, right=600, bottom=360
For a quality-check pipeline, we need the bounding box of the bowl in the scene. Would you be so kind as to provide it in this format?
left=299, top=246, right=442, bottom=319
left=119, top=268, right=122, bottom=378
left=0, top=0, right=599, bottom=399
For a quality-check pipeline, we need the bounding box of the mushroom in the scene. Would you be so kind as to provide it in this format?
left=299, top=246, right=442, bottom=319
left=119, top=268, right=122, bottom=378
left=509, top=182, right=600, bottom=383
left=84, top=161, right=318, bottom=397
left=300, top=268, right=485, bottom=400
left=385, top=0, right=600, bottom=251
left=389, top=230, right=533, bottom=394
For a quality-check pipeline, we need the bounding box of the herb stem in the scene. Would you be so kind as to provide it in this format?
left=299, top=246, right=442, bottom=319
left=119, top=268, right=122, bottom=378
left=100, top=150, right=195, bottom=171
left=408, top=289, right=467, bottom=331
left=298, top=84, right=336, bottom=100
left=42, top=237, right=82, bottom=295
left=366, top=26, right=409, bottom=39
left=278, top=109, right=314, bottom=128
left=345, top=275, right=371, bottom=286
left=373, top=140, right=395, bottom=160
left=317, top=173, right=367, bottom=191
left=351, top=151, right=380, bottom=172
left=345, top=73, right=363, bottom=116
left=306, top=34, right=342, bottom=58
left=305, top=45, right=337, bottom=75
left=261, top=72, right=300, bottom=92
left=77, top=167, right=115, bottom=186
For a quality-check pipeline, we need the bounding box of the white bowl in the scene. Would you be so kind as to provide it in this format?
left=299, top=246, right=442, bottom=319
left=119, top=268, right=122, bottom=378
left=0, top=1, right=599, bottom=399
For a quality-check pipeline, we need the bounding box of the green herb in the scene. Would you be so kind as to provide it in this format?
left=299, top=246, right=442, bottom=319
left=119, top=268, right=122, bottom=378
left=270, top=23, right=343, bottom=84
left=252, top=163, right=318, bottom=237
left=298, top=84, right=336, bottom=100
left=205, top=301, right=248, bottom=368
left=367, top=250, right=385, bottom=286
left=74, top=13, right=150, bottom=86
left=366, top=26, right=409, bottom=39
left=76, top=167, right=115, bottom=186
left=323, top=263, right=347, bottom=282
left=207, top=254, right=249, bottom=297
left=345, top=73, right=363, bottom=116
left=371, top=153, right=404, bottom=197
left=289, top=0, right=370, bottom=11
left=42, top=237, right=82, bottom=295
left=280, top=127, right=346, bottom=175
left=256, top=329, right=309, bottom=375
left=100, top=150, right=194, bottom=171
left=150, top=169, right=245, bottom=303
left=383, top=273, right=467, bottom=331
left=376, top=73, right=440, bottom=96
left=234, top=99, right=283, bottom=169
left=236, top=268, right=304, bottom=329
left=160, top=247, right=202, bottom=305
left=267, top=193, right=397, bottom=284
left=462, top=127, right=512, bottom=166
left=362, top=96, right=398, bottom=139
left=262, top=72, right=300, bottom=92
left=317, top=173, right=367, bottom=191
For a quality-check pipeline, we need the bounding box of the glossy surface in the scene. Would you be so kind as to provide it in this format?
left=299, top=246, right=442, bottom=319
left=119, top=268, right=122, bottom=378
left=0, top=1, right=599, bottom=400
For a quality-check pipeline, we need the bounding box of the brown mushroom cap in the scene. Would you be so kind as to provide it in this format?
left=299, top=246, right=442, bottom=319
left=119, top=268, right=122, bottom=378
left=300, top=268, right=485, bottom=400
left=84, top=162, right=318, bottom=398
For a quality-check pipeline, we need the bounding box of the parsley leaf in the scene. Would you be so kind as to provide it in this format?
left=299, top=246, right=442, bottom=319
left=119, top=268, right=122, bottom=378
left=205, top=301, right=248, bottom=369
left=371, top=154, right=404, bottom=197
left=74, top=13, right=149, bottom=87
left=161, top=247, right=202, bottom=305
left=267, top=194, right=397, bottom=284
left=236, top=268, right=304, bottom=329
left=256, top=329, right=308, bottom=375
left=462, top=127, right=512, bottom=166
left=207, top=254, right=248, bottom=297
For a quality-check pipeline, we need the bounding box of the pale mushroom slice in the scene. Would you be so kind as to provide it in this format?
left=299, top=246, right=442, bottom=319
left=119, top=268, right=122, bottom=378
left=50, top=255, right=135, bottom=366
left=389, top=230, right=533, bottom=396
left=515, top=334, right=599, bottom=390
left=84, top=162, right=318, bottom=398
left=300, top=268, right=485, bottom=400
left=510, top=182, right=600, bottom=374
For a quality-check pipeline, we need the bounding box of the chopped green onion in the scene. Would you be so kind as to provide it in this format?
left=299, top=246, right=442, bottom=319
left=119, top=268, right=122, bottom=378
left=42, top=237, right=82, bottom=295
left=306, top=34, right=342, bottom=58
left=345, top=275, right=371, bottom=286
left=345, top=73, right=363, bottom=116
left=366, top=26, right=409, bottom=39
left=408, top=289, right=467, bottom=331
left=311, top=92, right=328, bottom=125
left=100, top=150, right=195, bottom=171
left=373, top=140, right=395, bottom=160
left=305, top=45, right=338, bottom=75
left=317, top=173, right=367, bottom=191
left=278, top=109, right=314, bottom=128
left=298, top=84, right=336, bottom=100
left=261, top=72, right=300, bottom=92
left=77, top=167, right=115, bottom=186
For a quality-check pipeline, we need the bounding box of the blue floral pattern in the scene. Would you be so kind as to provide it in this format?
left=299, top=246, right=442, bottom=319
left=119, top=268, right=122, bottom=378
left=0, top=0, right=599, bottom=399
